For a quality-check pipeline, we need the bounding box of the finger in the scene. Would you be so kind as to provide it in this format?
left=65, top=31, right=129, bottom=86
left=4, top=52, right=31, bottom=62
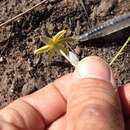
left=0, top=74, right=73, bottom=130
left=47, top=115, right=66, bottom=130
left=0, top=120, right=21, bottom=130
left=0, top=56, right=123, bottom=130
left=118, top=83, right=130, bottom=117
left=66, top=56, right=124, bottom=130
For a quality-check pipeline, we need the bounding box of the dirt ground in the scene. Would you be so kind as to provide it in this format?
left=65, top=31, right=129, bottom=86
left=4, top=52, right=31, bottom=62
left=0, top=0, right=130, bottom=108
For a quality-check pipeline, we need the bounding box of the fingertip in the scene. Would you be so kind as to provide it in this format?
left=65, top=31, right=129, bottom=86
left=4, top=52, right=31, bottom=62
left=74, top=56, right=114, bottom=85
left=66, top=56, right=124, bottom=130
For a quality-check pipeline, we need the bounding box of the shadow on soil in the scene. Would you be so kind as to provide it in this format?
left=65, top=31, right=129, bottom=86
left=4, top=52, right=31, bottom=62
left=80, top=27, right=130, bottom=48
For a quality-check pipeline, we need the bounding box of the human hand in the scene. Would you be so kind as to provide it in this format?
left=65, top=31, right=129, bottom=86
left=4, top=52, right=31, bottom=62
left=0, top=56, right=129, bottom=130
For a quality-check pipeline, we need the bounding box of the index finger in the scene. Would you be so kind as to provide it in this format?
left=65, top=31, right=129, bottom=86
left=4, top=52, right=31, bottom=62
left=0, top=73, right=73, bottom=130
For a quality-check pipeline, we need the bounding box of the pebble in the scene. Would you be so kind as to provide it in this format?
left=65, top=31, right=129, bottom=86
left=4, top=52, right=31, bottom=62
left=0, top=57, right=4, bottom=63
left=91, top=0, right=117, bottom=19
left=97, top=0, right=117, bottom=17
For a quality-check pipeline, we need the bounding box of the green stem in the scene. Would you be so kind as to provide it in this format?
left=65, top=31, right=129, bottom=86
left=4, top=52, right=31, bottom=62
left=110, top=36, right=130, bottom=65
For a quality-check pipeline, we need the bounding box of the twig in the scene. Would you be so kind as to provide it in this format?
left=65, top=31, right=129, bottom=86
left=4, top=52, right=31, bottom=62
left=0, top=0, right=47, bottom=28
left=110, top=36, right=130, bottom=65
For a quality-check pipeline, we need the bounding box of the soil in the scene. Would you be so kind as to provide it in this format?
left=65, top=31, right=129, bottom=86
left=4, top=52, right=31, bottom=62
left=0, top=0, right=130, bottom=108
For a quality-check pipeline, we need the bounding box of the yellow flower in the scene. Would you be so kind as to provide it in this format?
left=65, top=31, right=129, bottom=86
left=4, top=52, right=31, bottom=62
left=34, top=30, right=68, bottom=59
left=34, top=30, right=79, bottom=67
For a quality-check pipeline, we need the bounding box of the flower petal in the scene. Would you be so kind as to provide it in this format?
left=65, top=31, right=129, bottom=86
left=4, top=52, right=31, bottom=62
left=34, top=45, right=50, bottom=54
left=39, top=35, right=53, bottom=45
left=52, top=30, right=66, bottom=43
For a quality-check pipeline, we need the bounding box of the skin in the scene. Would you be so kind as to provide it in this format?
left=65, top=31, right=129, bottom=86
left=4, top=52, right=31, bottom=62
left=0, top=56, right=129, bottom=130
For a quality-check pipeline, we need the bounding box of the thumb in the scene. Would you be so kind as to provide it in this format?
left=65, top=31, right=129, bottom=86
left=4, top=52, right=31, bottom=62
left=66, top=56, right=124, bottom=130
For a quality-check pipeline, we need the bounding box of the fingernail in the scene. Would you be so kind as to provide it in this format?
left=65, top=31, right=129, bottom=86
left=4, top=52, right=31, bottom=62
left=74, top=56, right=111, bottom=82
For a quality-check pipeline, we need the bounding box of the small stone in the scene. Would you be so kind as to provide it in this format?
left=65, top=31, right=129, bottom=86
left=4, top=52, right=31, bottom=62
left=47, top=4, right=53, bottom=10
left=0, top=57, right=4, bottom=63
left=90, top=0, right=117, bottom=18
left=46, top=22, right=54, bottom=35
left=96, top=0, right=117, bottom=17
left=10, top=89, right=14, bottom=93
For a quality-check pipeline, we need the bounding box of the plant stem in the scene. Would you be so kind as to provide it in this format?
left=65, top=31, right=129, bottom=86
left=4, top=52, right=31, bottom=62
left=59, top=50, right=78, bottom=67
left=110, top=36, right=130, bottom=65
